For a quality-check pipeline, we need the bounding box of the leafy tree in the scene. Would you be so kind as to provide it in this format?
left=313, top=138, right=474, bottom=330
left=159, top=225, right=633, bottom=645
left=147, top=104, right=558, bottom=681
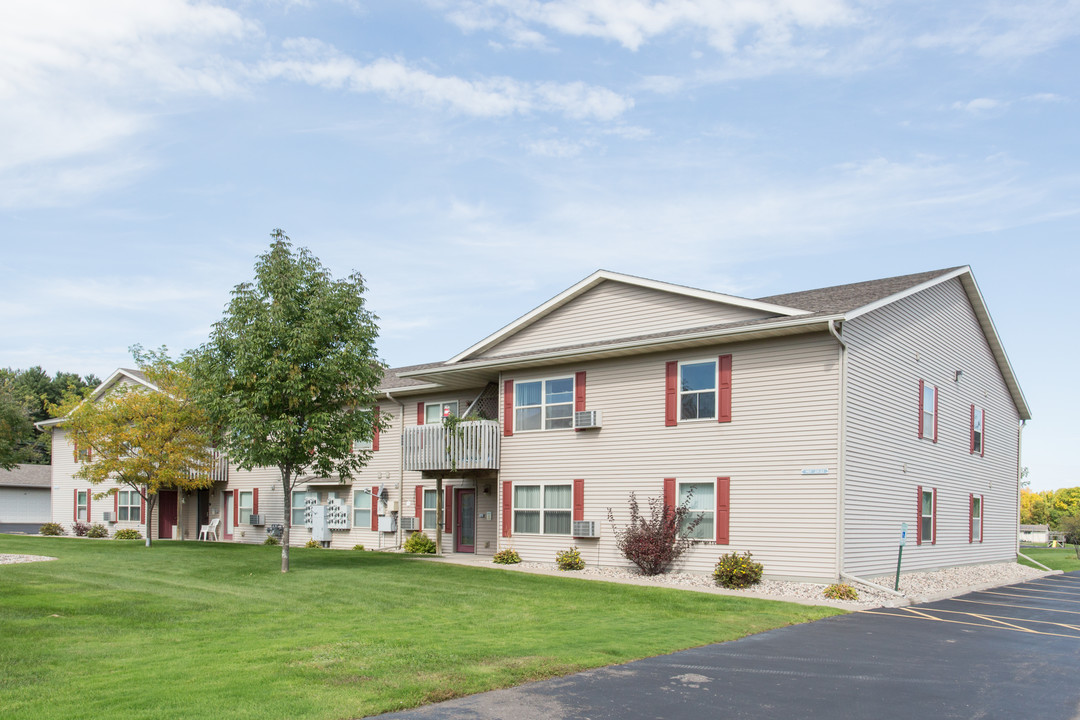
left=1020, top=488, right=1050, bottom=526
left=3, top=366, right=101, bottom=464
left=191, top=230, right=383, bottom=572
left=0, top=379, right=33, bottom=470
left=53, top=347, right=216, bottom=547
left=1050, top=487, right=1080, bottom=528
left=1059, top=515, right=1080, bottom=559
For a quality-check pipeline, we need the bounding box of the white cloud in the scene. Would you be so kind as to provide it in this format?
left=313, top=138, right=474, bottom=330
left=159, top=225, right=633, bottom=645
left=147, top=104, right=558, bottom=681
left=953, top=97, right=1003, bottom=113
left=914, top=0, right=1080, bottom=58
left=525, top=138, right=587, bottom=157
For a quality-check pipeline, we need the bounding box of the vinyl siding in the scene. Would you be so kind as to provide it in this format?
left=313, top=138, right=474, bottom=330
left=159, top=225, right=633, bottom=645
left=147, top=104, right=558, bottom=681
left=497, top=332, right=841, bottom=581
left=842, top=278, right=1021, bottom=576
left=478, top=280, right=775, bottom=359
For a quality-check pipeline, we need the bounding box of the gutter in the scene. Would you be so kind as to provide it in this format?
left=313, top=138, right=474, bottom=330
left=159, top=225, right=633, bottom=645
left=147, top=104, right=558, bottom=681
left=385, top=390, right=407, bottom=550
left=828, top=319, right=848, bottom=582
left=840, top=572, right=908, bottom=602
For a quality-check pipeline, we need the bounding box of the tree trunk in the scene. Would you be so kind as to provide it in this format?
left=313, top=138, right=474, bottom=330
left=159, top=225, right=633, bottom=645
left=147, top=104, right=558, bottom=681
left=435, top=476, right=443, bottom=555
left=281, top=468, right=292, bottom=573
left=144, top=493, right=156, bottom=548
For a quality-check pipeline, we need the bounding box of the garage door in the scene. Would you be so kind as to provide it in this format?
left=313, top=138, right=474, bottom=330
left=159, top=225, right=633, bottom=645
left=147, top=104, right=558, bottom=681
left=0, top=488, right=52, bottom=523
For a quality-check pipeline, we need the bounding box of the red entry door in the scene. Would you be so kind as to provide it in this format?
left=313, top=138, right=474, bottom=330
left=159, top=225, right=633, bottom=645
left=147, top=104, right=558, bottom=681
left=158, top=491, right=178, bottom=539
left=454, top=489, right=476, bottom=553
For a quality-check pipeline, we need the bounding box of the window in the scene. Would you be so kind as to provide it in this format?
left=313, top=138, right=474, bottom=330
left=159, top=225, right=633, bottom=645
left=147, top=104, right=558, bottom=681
left=76, top=490, right=88, bottom=522
left=514, top=378, right=574, bottom=431
left=513, top=483, right=571, bottom=534
left=238, top=491, right=253, bottom=524
left=74, top=442, right=91, bottom=463
left=919, top=381, right=937, bottom=441
left=972, top=406, right=984, bottom=455
left=354, top=489, right=372, bottom=529
left=352, top=438, right=373, bottom=452
left=423, top=489, right=438, bottom=530
left=425, top=401, right=458, bottom=424
left=118, top=490, right=140, bottom=522
left=971, top=495, right=982, bottom=543
left=920, top=488, right=935, bottom=544
left=678, top=481, right=715, bottom=539
left=291, top=492, right=308, bottom=526
left=680, top=360, right=717, bottom=421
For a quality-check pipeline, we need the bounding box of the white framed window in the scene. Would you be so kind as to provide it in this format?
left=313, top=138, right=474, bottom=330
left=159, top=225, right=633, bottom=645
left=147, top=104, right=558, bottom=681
left=353, top=489, right=372, bottom=529
left=238, top=491, right=253, bottom=524
left=679, top=360, right=717, bottom=421
left=971, top=495, right=982, bottom=543
left=678, top=480, right=715, bottom=539
left=291, top=492, right=307, bottom=526
left=972, top=407, right=984, bottom=455
left=513, top=483, right=571, bottom=535
left=423, top=489, right=438, bottom=530
left=353, top=438, right=373, bottom=452
left=76, top=490, right=88, bottom=521
left=921, top=382, right=937, bottom=440
left=425, top=401, right=458, bottom=424
left=920, top=488, right=935, bottom=544
left=118, top=490, right=141, bottom=522
left=514, top=377, right=574, bottom=431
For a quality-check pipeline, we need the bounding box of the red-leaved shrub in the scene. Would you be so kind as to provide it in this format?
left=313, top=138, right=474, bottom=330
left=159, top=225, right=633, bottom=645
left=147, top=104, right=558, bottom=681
left=607, top=491, right=702, bottom=576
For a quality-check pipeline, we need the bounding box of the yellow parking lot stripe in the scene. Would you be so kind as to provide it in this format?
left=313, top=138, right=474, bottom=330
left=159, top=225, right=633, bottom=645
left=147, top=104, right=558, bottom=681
left=949, top=597, right=1080, bottom=616
left=862, top=608, right=1080, bottom=639
left=1001, top=585, right=1080, bottom=597
left=981, top=590, right=1080, bottom=604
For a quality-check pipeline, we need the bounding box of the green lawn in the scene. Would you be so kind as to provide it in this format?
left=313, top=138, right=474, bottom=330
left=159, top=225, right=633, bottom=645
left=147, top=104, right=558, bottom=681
left=0, top=536, right=840, bottom=720
left=1019, top=546, right=1080, bottom=572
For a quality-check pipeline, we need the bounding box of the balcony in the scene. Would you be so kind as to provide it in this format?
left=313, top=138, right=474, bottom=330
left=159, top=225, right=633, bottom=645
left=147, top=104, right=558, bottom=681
left=402, top=420, right=500, bottom=476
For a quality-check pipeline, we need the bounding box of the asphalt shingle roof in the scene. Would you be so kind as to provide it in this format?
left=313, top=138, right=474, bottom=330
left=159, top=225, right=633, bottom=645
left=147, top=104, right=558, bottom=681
left=0, top=464, right=51, bottom=488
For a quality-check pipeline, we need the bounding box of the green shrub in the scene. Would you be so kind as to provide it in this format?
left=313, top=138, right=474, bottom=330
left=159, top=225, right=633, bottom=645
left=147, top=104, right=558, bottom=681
left=72, top=521, right=90, bottom=537
left=403, top=532, right=436, bottom=554
left=352, top=544, right=365, bottom=551
left=304, top=539, right=321, bottom=549
left=263, top=536, right=279, bottom=546
left=492, top=548, right=521, bottom=564
left=86, top=523, right=109, bottom=538
left=39, top=522, right=65, bottom=536
left=555, top=547, right=585, bottom=571
left=113, top=528, right=143, bottom=540
left=713, top=551, right=764, bottom=589
left=823, top=583, right=859, bottom=601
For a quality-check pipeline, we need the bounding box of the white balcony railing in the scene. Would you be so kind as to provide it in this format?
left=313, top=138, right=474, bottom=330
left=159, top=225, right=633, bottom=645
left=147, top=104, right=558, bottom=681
left=402, top=420, right=500, bottom=473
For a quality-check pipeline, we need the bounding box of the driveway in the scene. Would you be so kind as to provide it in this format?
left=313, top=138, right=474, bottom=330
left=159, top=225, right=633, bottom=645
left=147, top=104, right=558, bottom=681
left=0, top=523, right=42, bottom=534
left=371, top=572, right=1080, bottom=719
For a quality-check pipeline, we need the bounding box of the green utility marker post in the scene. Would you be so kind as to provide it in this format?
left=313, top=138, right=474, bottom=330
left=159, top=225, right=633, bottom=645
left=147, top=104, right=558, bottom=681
left=895, top=522, right=907, bottom=591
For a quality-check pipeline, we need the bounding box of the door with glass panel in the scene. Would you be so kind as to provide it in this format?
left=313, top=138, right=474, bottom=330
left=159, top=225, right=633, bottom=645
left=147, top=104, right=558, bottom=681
left=223, top=491, right=234, bottom=540
left=455, top=489, right=476, bottom=553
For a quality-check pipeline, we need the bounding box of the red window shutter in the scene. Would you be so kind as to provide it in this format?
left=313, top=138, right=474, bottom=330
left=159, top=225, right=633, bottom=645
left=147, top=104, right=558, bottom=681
left=574, top=371, right=586, bottom=432
left=141, top=495, right=147, bottom=525
left=932, top=488, right=938, bottom=544
left=373, top=406, right=380, bottom=452
left=573, top=479, right=584, bottom=522
left=114, top=492, right=119, bottom=515
left=933, top=387, right=939, bottom=443
left=969, top=493, right=974, bottom=543
left=970, top=405, right=975, bottom=454
left=444, top=488, right=453, bottom=534
left=916, top=485, right=923, bottom=545
left=371, top=486, right=379, bottom=532
left=417, top=402, right=425, bottom=426
left=501, top=481, right=512, bottom=537
left=979, top=495, right=984, bottom=543
left=665, top=362, right=678, bottom=427
left=232, top=492, right=238, bottom=528
left=87, top=446, right=92, bottom=461
left=415, top=485, right=422, bottom=525
left=663, top=478, right=676, bottom=516
left=73, top=488, right=78, bottom=521
left=716, top=476, right=731, bottom=544
left=918, top=380, right=924, bottom=438
left=503, top=380, right=514, bottom=437
left=253, top=488, right=259, bottom=516
left=87, top=493, right=92, bottom=521
left=981, top=411, right=986, bottom=457
left=718, top=355, right=732, bottom=423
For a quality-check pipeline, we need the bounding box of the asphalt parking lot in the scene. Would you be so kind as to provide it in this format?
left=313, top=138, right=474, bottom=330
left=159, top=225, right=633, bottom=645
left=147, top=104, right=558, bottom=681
left=372, top=571, right=1080, bottom=719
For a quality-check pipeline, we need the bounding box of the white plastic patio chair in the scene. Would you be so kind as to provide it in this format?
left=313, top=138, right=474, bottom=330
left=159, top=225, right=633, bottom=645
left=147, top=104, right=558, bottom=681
left=198, top=518, right=220, bottom=541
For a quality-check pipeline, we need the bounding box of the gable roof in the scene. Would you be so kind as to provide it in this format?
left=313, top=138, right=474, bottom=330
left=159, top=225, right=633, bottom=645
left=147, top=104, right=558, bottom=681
left=757, top=267, right=965, bottom=314
left=34, top=368, right=160, bottom=429
left=0, top=464, right=51, bottom=488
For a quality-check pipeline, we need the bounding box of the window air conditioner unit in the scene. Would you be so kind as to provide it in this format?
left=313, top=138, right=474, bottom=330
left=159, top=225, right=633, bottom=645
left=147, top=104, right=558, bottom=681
left=249, top=514, right=265, bottom=526
left=400, top=516, right=419, bottom=531
left=102, top=512, right=116, bottom=523
left=574, top=410, right=602, bottom=429
left=378, top=515, right=397, bottom=533
left=572, top=520, right=599, bottom=538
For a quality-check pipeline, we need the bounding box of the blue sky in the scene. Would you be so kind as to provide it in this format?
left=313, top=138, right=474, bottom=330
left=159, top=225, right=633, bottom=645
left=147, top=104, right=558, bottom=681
left=1, top=0, right=1077, bottom=491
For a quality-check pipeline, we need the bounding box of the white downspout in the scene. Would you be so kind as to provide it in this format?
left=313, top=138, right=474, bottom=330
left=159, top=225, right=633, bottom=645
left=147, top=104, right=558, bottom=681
left=1017, top=419, right=1026, bottom=558
left=385, top=391, right=407, bottom=549
left=828, top=319, right=848, bottom=582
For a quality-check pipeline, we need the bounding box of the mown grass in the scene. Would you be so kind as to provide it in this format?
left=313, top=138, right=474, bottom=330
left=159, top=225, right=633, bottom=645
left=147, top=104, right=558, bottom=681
left=0, top=535, right=841, bottom=719
left=1019, top=546, right=1080, bottom=572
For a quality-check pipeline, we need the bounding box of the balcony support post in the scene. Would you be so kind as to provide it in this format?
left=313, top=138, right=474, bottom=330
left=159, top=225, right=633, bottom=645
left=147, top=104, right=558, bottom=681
left=435, top=475, right=444, bottom=556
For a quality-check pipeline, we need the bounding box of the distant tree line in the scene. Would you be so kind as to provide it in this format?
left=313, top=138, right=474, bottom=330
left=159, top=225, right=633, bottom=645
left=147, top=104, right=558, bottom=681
left=0, top=367, right=101, bottom=468
left=1021, top=487, right=1080, bottom=529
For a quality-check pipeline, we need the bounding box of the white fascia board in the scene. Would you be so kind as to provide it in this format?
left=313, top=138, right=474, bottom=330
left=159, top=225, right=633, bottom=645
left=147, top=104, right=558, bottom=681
left=409, top=314, right=840, bottom=378
left=446, top=269, right=808, bottom=364
left=843, top=267, right=971, bottom=321
left=378, top=383, right=442, bottom=396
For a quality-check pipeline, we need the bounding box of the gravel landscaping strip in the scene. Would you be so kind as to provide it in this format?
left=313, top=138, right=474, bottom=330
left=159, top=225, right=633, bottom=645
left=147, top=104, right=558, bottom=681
left=0, top=554, right=57, bottom=565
